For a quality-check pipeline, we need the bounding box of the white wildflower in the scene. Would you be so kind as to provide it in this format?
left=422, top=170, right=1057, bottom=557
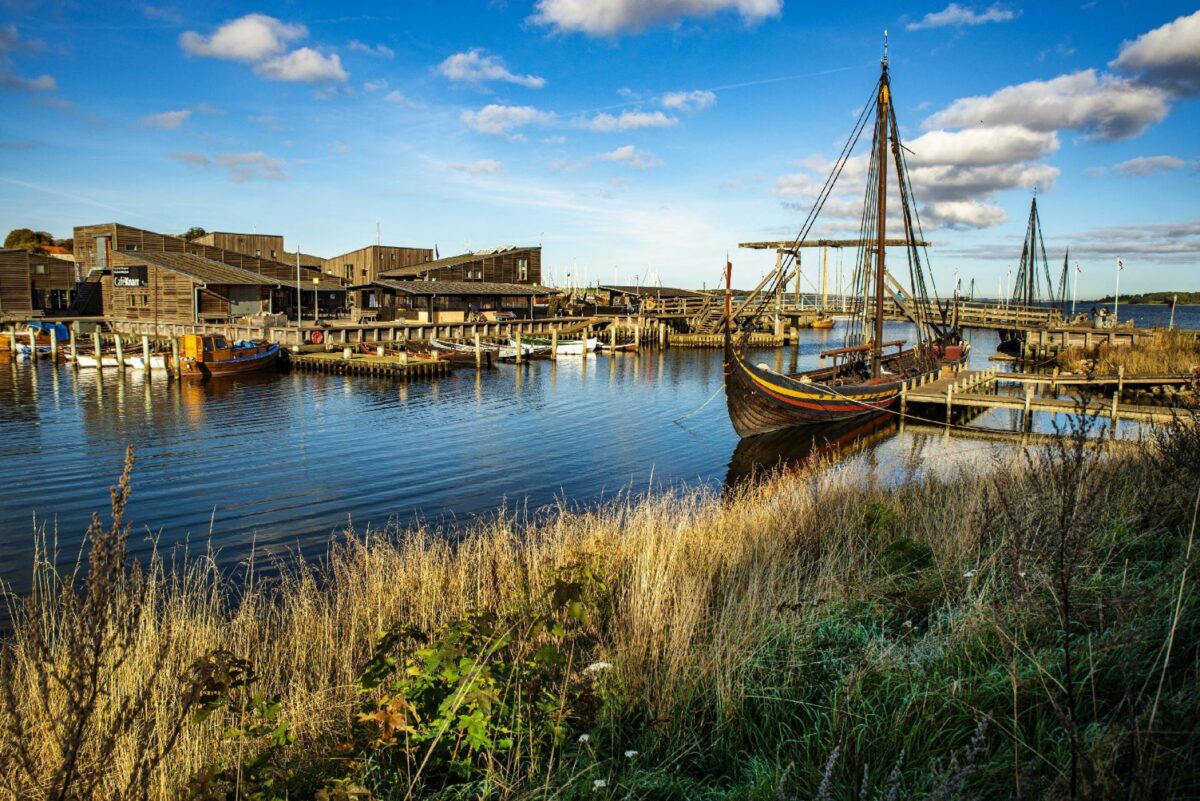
left=578, top=733, right=590, bottom=743
left=583, top=661, right=612, bottom=673
left=1018, top=571, right=1026, bottom=578
left=963, top=570, right=976, bottom=578
left=624, top=750, right=639, bottom=758
left=593, top=778, right=607, bottom=789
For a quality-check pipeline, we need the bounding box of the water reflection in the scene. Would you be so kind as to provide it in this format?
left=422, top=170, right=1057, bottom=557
left=726, top=413, right=896, bottom=488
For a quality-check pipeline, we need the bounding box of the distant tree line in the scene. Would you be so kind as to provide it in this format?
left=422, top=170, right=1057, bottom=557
left=1092, top=291, right=1200, bottom=305
left=4, top=228, right=73, bottom=253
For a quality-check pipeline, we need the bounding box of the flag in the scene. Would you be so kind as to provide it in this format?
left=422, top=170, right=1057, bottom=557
left=434, top=244, right=440, bottom=260
left=1075, top=262, right=1081, bottom=273
left=1117, top=257, right=1124, bottom=271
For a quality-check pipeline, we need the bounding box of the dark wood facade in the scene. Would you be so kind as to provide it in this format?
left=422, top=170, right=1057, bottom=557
left=0, top=249, right=77, bottom=317
left=321, top=245, right=434, bottom=285
left=102, top=251, right=275, bottom=325
left=193, top=232, right=324, bottom=268
left=379, top=246, right=541, bottom=285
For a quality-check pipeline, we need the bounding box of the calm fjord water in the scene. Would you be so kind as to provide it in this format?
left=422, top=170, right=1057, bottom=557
left=1, top=304, right=1193, bottom=594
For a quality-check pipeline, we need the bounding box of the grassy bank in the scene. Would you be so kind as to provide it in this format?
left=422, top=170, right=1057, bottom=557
left=2, top=415, right=1199, bottom=800
left=1058, top=329, right=1200, bottom=376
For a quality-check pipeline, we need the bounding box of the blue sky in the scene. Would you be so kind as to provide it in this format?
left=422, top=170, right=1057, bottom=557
left=1, top=0, right=1197, bottom=297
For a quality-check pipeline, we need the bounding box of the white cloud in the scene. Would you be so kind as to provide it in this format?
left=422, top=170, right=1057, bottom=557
left=438, top=49, right=546, bottom=89
left=384, top=90, right=412, bottom=105
left=462, top=104, right=555, bottom=135
left=168, top=151, right=210, bottom=167
left=255, top=48, right=346, bottom=83
left=450, top=159, right=503, bottom=174
left=0, top=72, right=54, bottom=90
left=923, top=201, right=1008, bottom=229
left=661, top=89, right=716, bottom=111
left=598, top=144, right=663, bottom=169
left=348, top=40, right=394, bottom=58
left=1112, top=155, right=1187, bottom=176
left=363, top=79, right=388, bottom=92
left=905, top=3, right=1018, bottom=31
left=924, top=69, right=1170, bottom=141
left=214, top=151, right=288, bottom=182
left=906, top=126, right=1059, bottom=167
left=583, top=110, right=677, bottom=131
left=180, top=14, right=305, bottom=62
left=141, top=109, right=192, bottom=129
left=530, top=0, right=781, bottom=36
left=1110, top=10, right=1200, bottom=96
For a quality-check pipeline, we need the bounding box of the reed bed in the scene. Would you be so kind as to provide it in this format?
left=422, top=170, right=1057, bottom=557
left=2, top=414, right=1199, bottom=800
left=1058, top=329, right=1200, bottom=376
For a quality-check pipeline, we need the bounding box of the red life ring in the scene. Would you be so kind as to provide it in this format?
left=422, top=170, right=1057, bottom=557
left=310, top=331, right=324, bottom=345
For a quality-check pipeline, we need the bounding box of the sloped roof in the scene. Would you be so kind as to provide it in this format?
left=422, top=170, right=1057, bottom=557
left=599, top=284, right=705, bottom=298
left=365, top=279, right=552, bottom=297
left=379, top=246, right=538, bottom=279
left=125, top=252, right=278, bottom=286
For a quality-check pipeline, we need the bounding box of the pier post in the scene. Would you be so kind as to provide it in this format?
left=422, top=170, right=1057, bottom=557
left=49, top=327, right=57, bottom=363
left=610, top=323, right=617, bottom=350
left=581, top=326, right=589, bottom=361
left=900, top=380, right=907, bottom=415
left=8, top=329, right=16, bottom=360
left=474, top=334, right=482, bottom=368
left=551, top=328, right=558, bottom=361
left=945, top=383, right=953, bottom=423
left=635, top=323, right=641, bottom=349
left=69, top=328, right=77, bottom=368
left=659, top=321, right=666, bottom=348
left=515, top=330, right=522, bottom=364
left=1024, top=384, right=1033, bottom=416
left=1117, top=364, right=1124, bottom=396
left=115, top=334, right=125, bottom=369
left=27, top=328, right=38, bottom=361
left=142, top=336, right=151, bottom=373
left=170, top=337, right=180, bottom=378
left=1111, top=391, right=1119, bottom=423
left=93, top=332, right=101, bottom=366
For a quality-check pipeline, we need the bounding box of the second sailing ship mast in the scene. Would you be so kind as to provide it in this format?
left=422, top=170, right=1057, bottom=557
left=871, top=38, right=890, bottom=378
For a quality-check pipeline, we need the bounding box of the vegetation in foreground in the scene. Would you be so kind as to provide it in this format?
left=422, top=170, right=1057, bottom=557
left=1058, top=328, right=1200, bottom=377
left=2, top=414, right=1199, bottom=801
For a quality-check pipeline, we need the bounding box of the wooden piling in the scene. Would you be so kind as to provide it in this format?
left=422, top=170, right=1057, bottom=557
left=27, top=329, right=38, bottom=361
left=114, top=334, right=125, bottom=369
left=581, top=326, right=589, bottom=361
left=610, top=323, right=617, bottom=350
left=474, top=334, right=482, bottom=368
left=69, top=327, right=77, bottom=368
left=49, top=327, right=57, bottom=363
left=93, top=332, right=102, bottom=364
left=550, top=328, right=558, bottom=361
left=8, top=329, right=16, bottom=359
left=945, top=383, right=953, bottom=423
left=170, top=337, right=179, bottom=378
left=142, top=336, right=151, bottom=372
left=515, top=330, right=522, bottom=364
left=658, top=321, right=666, bottom=348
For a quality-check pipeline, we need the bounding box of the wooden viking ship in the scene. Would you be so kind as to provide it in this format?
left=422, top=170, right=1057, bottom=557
left=724, top=46, right=969, bottom=439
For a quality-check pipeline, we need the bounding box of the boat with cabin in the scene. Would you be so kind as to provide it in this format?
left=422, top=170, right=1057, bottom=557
left=179, top=333, right=279, bottom=379
left=723, top=44, right=969, bottom=439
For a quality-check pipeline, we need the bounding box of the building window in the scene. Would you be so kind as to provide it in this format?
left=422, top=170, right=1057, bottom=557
left=344, top=265, right=352, bottom=280
left=34, top=263, right=45, bottom=275
left=254, top=249, right=261, bottom=257
left=270, top=250, right=277, bottom=258
left=517, top=258, right=529, bottom=281
left=124, top=244, right=138, bottom=251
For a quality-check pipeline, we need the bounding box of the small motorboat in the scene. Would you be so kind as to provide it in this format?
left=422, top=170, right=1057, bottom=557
left=513, top=336, right=598, bottom=356
left=179, top=333, right=279, bottom=379
left=810, top=317, right=835, bottom=330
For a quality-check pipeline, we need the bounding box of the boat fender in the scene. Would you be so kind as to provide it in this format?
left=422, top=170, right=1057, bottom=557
left=798, top=375, right=812, bottom=383
left=756, top=362, right=772, bottom=372
left=310, top=331, right=324, bottom=345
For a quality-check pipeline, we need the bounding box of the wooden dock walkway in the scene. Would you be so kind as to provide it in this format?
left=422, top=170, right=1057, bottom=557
left=282, top=350, right=451, bottom=379
left=902, top=368, right=1194, bottom=424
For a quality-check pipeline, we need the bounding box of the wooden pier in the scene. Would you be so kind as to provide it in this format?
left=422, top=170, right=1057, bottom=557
left=901, top=367, right=1195, bottom=425
left=282, top=349, right=451, bottom=379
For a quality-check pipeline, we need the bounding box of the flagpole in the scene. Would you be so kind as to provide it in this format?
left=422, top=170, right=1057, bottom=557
left=1071, top=262, right=1079, bottom=317
left=1114, top=257, right=1121, bottom=323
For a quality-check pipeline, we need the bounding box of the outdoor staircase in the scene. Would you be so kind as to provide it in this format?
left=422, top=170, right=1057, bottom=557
left=690, top=299, right=725, bottom=335
left=69, top=276, right=103, bottom=316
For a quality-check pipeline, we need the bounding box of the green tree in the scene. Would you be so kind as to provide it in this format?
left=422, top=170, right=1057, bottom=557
left=4, top=228, right=54, bottom=253
left=183, top=227, right=207, bottom=241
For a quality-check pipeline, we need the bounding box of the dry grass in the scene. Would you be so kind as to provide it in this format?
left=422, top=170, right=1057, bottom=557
left=1057, top=329, right=1200, bottom=376
left=0, top=418, right=1196, bottom=799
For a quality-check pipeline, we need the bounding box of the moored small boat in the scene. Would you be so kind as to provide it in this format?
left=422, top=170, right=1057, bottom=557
left=513, top=336, right=598, bottom=356
left=179, top=333, right=279, bottom=379
left=810, top=317, right=835, bottom=330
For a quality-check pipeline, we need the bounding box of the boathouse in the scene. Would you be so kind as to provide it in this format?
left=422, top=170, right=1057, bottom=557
left=379, top=246, right=541, bottom=286
left=321, top=244, right=434, bottom=285
left=72, top=223, right=347, bottom=318
left=347, top=279, right=553, bottom=323
left=192, top=231, right=325, bottom=269
left=102, top=250, right=277, bottom=324
left=0, top=248, right=78, bottom=319
left=596, top=284, right=706, bottom=313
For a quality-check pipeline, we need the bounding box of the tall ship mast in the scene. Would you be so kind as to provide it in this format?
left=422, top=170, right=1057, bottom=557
left=723, top=43, right=969, bottom=439
left=998, top=195, right=1055, bottom=354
